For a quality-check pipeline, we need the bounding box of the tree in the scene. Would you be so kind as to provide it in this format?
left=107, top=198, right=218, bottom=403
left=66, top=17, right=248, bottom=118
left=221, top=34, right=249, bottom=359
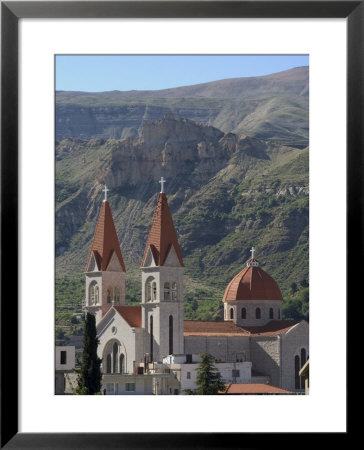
left=76, top=313, right=102, bottom=395
left=194, top=353, right=226, bottom=395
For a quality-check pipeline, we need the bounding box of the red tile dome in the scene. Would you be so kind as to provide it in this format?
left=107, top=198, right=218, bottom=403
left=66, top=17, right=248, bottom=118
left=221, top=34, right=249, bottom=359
left=223, top=258, right=283, bottom=302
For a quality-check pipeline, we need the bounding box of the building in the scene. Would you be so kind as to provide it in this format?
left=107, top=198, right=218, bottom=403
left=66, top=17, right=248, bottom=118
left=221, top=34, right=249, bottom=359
left=83, top=181, right=309, bottom=394
left=55, top=346, right=75, bottom=394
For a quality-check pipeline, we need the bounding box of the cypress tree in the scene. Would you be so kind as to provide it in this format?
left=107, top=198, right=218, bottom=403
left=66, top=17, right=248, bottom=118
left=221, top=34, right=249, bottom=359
left=76, top=313, right=102, bottom=395
left=195, top=353, right=226, bottom=395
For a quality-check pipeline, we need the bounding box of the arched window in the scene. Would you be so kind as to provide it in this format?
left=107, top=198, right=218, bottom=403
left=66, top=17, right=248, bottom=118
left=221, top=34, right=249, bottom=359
left=241, top=308, right=246, bottom=319
left=119, top=354, right=125, bottom=374
left=278, top=309, right=281, bottom=319
left=300, top=348, right=307, bottom=389
left=230, top=308, right=234, bottom=319
left=256, top=308, right=261, bottom=319
left=107, top=287, right=113, bottom=304
left=295, top=355, right=300, bottom=389
left=169, top=315, right=173, bottom=355
left=150, top=316, right=153, bottom=361
left=113, top=343, right=118, bottom=373
left=89, top=281, right=97, bottom=305
left=269, top=308, right=274, bottom=319
left=164, top=282, right=170, bottom=301
left=94, top=286, right=99, bottom=304
left=106, top=354, right=112, bottom=374
left=114, top=287, right=120, bottom=304
left=152, top=282, right=157, bottom=301
left=145, top=277, right=154, bottom=302
left=171, top=282, right=177, bottom=300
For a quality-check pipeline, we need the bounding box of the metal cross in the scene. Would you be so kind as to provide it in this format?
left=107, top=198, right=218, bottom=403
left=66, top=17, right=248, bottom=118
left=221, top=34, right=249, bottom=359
left=159, top=177, right=166, bottom=193
left=250, top=246, right=256, bottom=259
left=103, top=185, right=109, bottom=202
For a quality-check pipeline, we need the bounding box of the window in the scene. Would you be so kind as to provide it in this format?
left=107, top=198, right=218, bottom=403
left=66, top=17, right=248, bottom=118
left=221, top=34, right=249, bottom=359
left=113, top=343, right=118, bottom=373
left=256, top=307, right=261, bottom=319
left=106, top=354, right=112, bottom=373
left=60, top=351, right=67, bottom=365
left=164, top=282, right=170, bottom=300
left=278, top=309, right=281, bottom=319
left=119, top=354, right=125, bottom=374
left=230, top=308, right=234, bottom=319
left=171, top=282, right=177, bottom=300
left=106, top=383, right=114, bottom=394
left=152, top=282, right=157, bottom=300
left=145, top=277, right=154, bottom=302
left=232, top=369, right=240, bottom=378
left=95, top=286, right=99, bottom=304
left=125, top=383, right=136, bottom=392
left=107, top=287, right=113, bottom=304
left=269, top=308, right=274, bottom=319
left=114, top=287, right=120, bottom=304
left=150, top=316, right=153, bottom=361
left=186, top=372, right=191, bottom=379
left=241, top=308, right=246, bottom=319
left=89, top=281, right=97, bottom=305
left=295, top=355, right=300, bottom=389
left=169, top=315, right=173, bottom=355
left=186, top=354, right=192, bottom=364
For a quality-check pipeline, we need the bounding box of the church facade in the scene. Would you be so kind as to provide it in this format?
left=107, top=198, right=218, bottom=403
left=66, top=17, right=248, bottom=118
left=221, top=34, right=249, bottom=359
left=84, top=183, right=309, bottom=394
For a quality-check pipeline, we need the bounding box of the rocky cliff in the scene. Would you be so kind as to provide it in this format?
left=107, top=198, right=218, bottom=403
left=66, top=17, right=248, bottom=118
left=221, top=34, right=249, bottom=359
left=56, top=114, right=308, bottom=306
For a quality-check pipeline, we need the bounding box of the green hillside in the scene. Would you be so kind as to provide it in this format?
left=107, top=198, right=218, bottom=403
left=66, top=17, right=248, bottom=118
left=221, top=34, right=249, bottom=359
left=55, top=115, right=308, bottom=337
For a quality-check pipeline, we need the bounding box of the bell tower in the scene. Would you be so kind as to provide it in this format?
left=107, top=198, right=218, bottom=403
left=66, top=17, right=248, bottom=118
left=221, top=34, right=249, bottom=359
left=84, top=186, right=126, bottom=324
left=141, top=178, right=184, bottom=362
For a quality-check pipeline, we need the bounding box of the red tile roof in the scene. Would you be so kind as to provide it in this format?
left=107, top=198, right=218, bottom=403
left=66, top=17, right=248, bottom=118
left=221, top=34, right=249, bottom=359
left=113, top=306, right=142, bottom=328
left=220, top=383, right=291, bottom=394
left=85, top=201, right=126, bottom=272
left=142, top=193, right=183, bottom=267
left=183, top=320, right=298, bottom=337
left=223, top=263, right=282, bottom=302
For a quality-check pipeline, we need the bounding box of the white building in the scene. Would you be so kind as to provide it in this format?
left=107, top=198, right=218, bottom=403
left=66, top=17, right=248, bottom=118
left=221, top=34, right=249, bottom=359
left=82, top=181, right=309, bottom=394
left=55, top=346, right=75, bottom=394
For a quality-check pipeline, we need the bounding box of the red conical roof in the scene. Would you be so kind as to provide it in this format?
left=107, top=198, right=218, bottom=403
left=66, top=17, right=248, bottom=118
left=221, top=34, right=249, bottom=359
left=223, top=259, right=282, bottom=302
left=142, top=193, right=184, bottom=267
left=85, top=201, right=126, bottom=272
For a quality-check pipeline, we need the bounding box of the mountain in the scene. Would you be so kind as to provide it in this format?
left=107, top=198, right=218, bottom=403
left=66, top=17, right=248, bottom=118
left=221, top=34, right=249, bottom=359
left=56, top=66, right=309, bottom=148
left=56, top=114, right=309, bottom=327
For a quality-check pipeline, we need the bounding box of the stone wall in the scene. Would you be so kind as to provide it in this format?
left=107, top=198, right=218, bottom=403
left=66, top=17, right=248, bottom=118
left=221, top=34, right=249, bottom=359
left=250, top=336, right=281, bottom=387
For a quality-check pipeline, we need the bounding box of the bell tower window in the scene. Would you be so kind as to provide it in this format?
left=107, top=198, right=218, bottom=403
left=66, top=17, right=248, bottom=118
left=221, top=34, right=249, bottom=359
left=107, top=287, right=113, bottom=304
left=89, top=281, right=97, bottom=305
left=145, top=277, right=155, bottom=302
left=169, top=315, right=173, bottom=355
left=241, top=308, right=246, bottom=319
left=171, top=282, right=177, bottom=300
left=269, top=308, right=274, bottom=319
left=230, top=308, right=234, bottom=319
left=164, top=282, right=171, bottom=300
left=150, top=315, right=154, bottom=361
left=114, top=287, right=120, bottom=304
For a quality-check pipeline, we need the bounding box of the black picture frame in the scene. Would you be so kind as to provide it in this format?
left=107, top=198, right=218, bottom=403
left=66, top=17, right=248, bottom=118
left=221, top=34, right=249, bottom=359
left=1, top=1, right=355, bottom=448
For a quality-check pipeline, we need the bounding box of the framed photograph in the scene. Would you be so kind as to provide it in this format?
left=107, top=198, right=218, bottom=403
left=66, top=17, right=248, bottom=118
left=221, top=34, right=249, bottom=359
left=1, top=1, right=356, bottom=447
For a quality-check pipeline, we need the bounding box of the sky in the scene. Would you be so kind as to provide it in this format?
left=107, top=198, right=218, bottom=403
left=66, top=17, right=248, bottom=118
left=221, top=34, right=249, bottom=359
left=55, top=55, right=308, bottom=92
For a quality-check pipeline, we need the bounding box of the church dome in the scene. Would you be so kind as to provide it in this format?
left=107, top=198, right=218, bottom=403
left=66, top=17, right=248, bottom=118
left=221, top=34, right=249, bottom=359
left=222, top=256, right=283, bottom=302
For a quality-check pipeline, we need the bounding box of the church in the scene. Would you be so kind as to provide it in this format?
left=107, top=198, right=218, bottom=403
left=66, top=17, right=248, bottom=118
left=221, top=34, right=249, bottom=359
left=83, top=180, right=309, bottom=395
